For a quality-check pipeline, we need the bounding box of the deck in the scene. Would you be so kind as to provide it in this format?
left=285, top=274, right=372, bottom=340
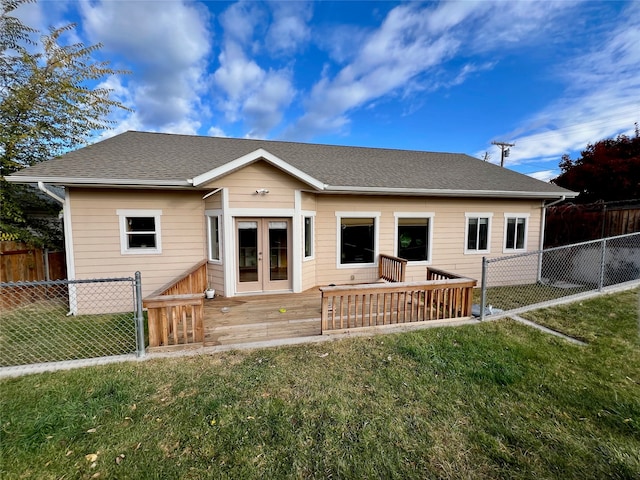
left=143, top=260, right=476, bottom=351
left=203, top=289, right=322, bottom=346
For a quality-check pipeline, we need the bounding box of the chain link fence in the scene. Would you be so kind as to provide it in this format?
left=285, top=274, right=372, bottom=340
left=0, top=274, right=145, bottom=371
left=480, top=232, right=640, bottom=318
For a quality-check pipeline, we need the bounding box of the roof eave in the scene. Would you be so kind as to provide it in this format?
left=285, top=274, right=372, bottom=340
left=323, top=185, right=578, bottom=199
left=5, top=175, right=192, bottom=188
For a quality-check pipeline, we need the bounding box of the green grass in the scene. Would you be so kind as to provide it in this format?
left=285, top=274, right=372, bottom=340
left=475, top=282, right=592, bottom=311
left=0, top=304, right=138, bottom=366
left=1, top=290, right=639, bottom=479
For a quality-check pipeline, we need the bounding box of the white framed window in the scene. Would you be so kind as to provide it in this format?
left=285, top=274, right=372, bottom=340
left=336, top=211, right=380, bottom=268
left=394, top=212, right=434, bottom=263
left=465, top=213, right=492, bottom=254
left=503, top=213, right=529, bottom=252
left=117, top=209, right=162, bottom=255
left=303, top=215, right=314, bottom=260
left=206, top=212, right=222, bottom=262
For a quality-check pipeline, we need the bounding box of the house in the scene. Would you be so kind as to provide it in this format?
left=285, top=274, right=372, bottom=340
left=6, top=131, right=576, bottom=303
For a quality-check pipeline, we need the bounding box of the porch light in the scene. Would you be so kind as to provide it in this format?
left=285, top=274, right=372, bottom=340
left=255, top=188, right=269, bottom=195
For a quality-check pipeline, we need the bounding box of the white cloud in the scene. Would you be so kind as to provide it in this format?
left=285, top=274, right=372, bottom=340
left=79, top=0, right=213, bottom=134
left=212, top=2, right=298, bottom=137
left=285, top=1, right=579, bottom=140
left=265, top=1, right=312, bottom=55
left=527, top=170, right=557, bottom=183
left=490, top=1, right=640, bottom=167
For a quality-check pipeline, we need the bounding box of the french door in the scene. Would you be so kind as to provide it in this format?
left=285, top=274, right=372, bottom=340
left=236, top=218, right=291, bottom=293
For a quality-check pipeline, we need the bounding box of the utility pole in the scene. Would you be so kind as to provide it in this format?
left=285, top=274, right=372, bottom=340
left=491, top=141, right=515, bottom=167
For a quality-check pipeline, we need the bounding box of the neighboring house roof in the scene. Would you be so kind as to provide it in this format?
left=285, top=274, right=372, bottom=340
left=6, top=130, right=576, bottom=199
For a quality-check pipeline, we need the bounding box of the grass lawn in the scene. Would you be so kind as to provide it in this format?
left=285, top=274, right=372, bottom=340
left=1, top=290, right=639, bottom=479
left=0, top=304, right=138, bottom=367
left=475, top=282, right=592, bottom=312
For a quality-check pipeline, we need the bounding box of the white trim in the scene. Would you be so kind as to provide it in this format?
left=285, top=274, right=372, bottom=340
left=191, top=148, right=326, bottom=190
left=293, top=191, right=303, bottom=293
left=116, top=209, right=163, bottom=255
left=63, top=189, right=77, bottom=314
left=393, top=212, right=435, bottom=265
left=503, top=213, right=530, bottom=253
left=335, top=211, right=381, bottom=269
left=6, top=175, right=191, bottom=187
left=464, top=212, right=493, bottom=255
left=302, top=214, right=316, bottom=261
left=227, top=207, right=295, bottom=217
left=222, top=189, right=234, bottom=296
left=205, top=211, right=223, bottom=263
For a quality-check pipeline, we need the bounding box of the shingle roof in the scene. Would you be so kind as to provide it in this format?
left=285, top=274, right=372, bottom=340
left=7, top=130, right=574, bottom=198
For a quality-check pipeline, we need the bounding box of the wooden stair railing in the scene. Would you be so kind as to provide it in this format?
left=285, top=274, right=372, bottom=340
left=379, top=254, right=407, bottom=282
left=143, top=260, right=208, bottom=348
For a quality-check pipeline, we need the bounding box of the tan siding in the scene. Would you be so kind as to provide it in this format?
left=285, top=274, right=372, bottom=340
left=301, top=192, right=317, bottom=211
left=69, top=188, right=206, bottom=302
left=312, top=195, right=542, bottom=287
left=301, top=258, right=316, bottom=291
left=207, top=262, right=225, bottom=296
left=204, top=190, right=222, bottom=210
left=202, top=161, right=309, bottom=210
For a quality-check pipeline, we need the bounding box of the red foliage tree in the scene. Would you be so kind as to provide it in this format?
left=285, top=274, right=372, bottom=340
left=551, top=126, right=640, bottom=203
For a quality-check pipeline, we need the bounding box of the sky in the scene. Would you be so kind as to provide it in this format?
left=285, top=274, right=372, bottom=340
left=15, top=0, right=640, bottom=181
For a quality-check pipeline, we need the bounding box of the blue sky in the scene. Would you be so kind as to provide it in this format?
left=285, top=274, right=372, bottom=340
left=18, top=0, right=640, bottom=181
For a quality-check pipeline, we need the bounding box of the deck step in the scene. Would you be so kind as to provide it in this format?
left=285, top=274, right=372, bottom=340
left=204, top=317, right=321, bottom=346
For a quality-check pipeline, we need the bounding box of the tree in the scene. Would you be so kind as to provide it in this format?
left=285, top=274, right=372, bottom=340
left=0, top=0, right=129, bottom=247
left=551, top=126, right=640, bottom=203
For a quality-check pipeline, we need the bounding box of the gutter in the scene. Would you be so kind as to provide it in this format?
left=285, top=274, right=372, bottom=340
left=37, top=182, right=65, bottom=204
left=7, top=175, right=191, bottom=187
left=323, top=185, right=576, bottom=200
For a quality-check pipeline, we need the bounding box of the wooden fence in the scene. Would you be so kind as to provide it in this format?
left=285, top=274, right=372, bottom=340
left=545, top=201, right=640, bottom=247
left=320, top=267, right=477, bottom=332
left=142, top=260, right=207, bottom=349
left=0, top=241, right=66, bottom=283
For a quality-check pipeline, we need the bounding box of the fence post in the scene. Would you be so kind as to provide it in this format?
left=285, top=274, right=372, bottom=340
left=598, top=238, right=607, bottom=291
left=134, top=271, right=146, bottom=358
left=480, top=257, right=488, bottom=321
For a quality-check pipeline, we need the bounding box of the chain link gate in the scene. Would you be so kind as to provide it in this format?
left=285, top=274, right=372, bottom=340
left=480, top=233, right=640, bottom=319
left=0, top=273, right=146, bottom=371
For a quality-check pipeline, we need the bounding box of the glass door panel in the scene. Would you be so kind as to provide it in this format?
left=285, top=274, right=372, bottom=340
left=268, top=221, right=288, bottom=281
left=238, top=221, right=258, bottom=283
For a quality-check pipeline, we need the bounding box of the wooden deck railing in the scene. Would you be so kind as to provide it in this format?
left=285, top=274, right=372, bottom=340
left=379, top=254, right=407, bottom=282
left=143, top=260, right=207, bottom=348
left=320, top=270, right=476, bottom=332
left=426, top=267, right=465, bottom=281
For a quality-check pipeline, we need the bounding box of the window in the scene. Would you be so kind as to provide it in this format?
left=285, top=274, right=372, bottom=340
left=207, top=215, right=221, bottom=262
left=395, top=215, right=432, bottom=262
left=117, top=209, right=162, bottom=255
left=303, top=216, right=314, bottom=259
left=504, top=214, right=529, bottom=251
left=337, top=213, right=378, bottom=266
left=465, top=213, right=492, bottom=254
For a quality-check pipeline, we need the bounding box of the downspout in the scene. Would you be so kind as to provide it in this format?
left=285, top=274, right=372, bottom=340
left=38, top=182, right=75, bottom=315
left=37, top=181, right=64, bottom=204
left=537, top=195, right=566, bottom=281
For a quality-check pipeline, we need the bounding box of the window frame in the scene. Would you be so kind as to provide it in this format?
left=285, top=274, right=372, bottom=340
left=335, top=211, right=380, bottom=269
left=303, top=214, right=315, bottom=261
left=206, top=210, right=222, bottom=263
left=464, top=212, right=493, bottom=254
left=117, top=209, right=162, bottom=255
left=394, top=212, right=434, bottom=264
left=503, top=213, right=530, bottom=253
